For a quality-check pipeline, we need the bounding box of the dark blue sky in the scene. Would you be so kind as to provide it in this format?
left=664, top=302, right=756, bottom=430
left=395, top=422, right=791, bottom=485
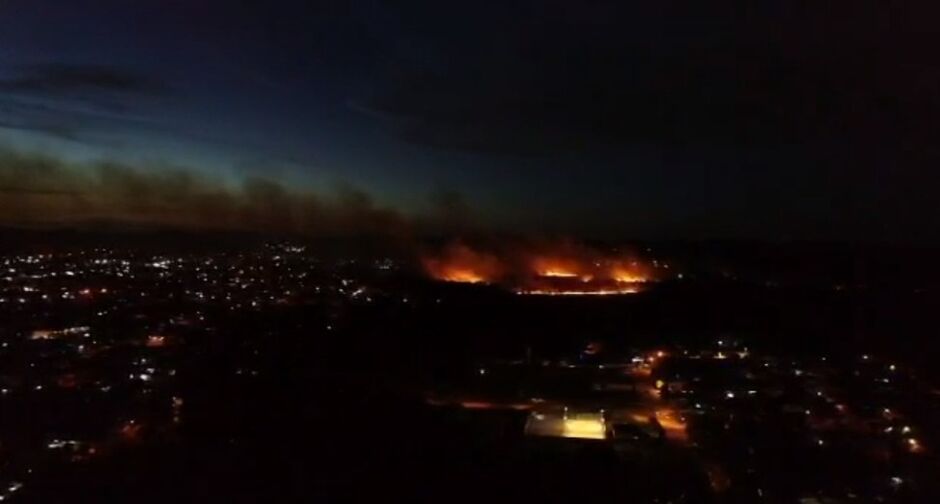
left=1, top=1, right=938, bottom=240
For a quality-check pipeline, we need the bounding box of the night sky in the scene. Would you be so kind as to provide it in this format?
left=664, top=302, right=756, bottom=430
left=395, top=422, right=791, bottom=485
left=1, top=1, right=938, bottom=241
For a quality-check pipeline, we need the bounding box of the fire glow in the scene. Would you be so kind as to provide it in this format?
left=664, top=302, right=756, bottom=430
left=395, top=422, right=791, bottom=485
left=515, top=287, right=640, bottom=296
left=421, top=243, right=503, bottom=284
left=422, top=241, right=658, bottom=296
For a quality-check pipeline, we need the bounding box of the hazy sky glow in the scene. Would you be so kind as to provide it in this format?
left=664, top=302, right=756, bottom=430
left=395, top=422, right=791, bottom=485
left=1, top=1, right=938, bottom=240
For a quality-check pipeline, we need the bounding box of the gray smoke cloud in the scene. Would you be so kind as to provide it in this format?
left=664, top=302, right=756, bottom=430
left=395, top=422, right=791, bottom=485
left=0, top=147, right=431, bottom=238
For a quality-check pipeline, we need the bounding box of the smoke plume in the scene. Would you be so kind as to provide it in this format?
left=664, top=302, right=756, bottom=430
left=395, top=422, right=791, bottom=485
left=0, top=147, right=414, bottom=238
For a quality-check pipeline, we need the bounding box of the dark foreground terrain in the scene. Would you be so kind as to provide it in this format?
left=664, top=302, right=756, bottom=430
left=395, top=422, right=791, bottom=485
left=1, top=242, right=938, bottom=502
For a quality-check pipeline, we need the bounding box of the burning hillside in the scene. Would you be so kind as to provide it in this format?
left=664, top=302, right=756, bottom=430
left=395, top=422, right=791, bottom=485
left=421, top=243, right=504, bottom=284
left=421, top=241, right=659, bottom=295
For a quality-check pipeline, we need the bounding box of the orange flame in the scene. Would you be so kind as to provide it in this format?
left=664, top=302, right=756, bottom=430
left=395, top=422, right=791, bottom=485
left=531, top=256, right=586, bottom=279
left=609, top=261, right=651, bottom=284
left=422, top=240, right=658, bottom=295
left=421, top=243, right=503, bottom=284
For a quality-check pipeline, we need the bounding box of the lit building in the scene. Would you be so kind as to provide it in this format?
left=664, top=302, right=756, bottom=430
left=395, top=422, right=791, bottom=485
left=525, top=408, right=607, bottom=440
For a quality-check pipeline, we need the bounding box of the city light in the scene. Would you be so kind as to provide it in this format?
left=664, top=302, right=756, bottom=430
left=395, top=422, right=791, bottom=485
left=562, top=418, right=606, bottom=440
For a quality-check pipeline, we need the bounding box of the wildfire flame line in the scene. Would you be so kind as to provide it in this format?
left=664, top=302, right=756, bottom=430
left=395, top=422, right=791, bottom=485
left=422, top=241, right=656, bottom=295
